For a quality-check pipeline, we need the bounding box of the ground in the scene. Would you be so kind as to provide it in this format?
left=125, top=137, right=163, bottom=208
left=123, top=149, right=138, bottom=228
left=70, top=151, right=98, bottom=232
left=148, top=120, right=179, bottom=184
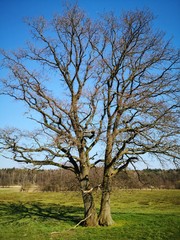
left=0, top=188, right=179, bottom=240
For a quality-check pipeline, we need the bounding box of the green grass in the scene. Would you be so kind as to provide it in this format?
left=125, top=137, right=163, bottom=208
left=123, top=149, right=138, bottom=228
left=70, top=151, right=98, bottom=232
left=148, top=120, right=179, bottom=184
left=0, top=189, right=179, bottom=240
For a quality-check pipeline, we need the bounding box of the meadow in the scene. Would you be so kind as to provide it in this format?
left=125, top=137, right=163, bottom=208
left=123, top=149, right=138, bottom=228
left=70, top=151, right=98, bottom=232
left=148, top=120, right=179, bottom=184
left=0, top=188, right=179, bottom=240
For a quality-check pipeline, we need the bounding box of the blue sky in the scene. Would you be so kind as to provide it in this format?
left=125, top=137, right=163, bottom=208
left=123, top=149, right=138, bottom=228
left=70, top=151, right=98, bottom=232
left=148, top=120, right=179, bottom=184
left=0, top=0, right=179, bottom=168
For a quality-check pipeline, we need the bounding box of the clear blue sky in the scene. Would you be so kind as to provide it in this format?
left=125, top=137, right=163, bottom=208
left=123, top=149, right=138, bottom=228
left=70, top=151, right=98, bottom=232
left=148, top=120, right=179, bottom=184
left=0, top=0, right=179, bottom=168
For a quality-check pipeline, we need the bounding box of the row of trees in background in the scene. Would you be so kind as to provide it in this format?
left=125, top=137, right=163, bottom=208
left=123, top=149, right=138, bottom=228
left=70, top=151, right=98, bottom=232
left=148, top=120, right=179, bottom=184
left=0, top=168, right=179, bottom=190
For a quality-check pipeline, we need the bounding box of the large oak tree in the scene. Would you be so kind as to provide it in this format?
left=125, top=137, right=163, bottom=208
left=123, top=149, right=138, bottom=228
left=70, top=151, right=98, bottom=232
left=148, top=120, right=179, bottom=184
left=0, top=5, right=179, bottom=226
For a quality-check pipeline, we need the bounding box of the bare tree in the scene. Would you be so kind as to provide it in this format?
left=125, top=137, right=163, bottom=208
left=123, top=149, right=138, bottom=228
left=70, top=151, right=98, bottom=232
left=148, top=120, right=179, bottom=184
left=91, top=10, right=180, bottom=225
left=0, top=5, right=179, bottom=226
left=0, top=5, right=103, bottom=226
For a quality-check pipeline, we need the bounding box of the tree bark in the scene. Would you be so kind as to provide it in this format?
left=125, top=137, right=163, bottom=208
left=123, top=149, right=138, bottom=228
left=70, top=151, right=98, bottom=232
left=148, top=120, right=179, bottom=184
left=81, top=190, right=98, bottom=226
left=80, top=172, right=98, bottom=226
left=98, top=173, right=114, bottom=226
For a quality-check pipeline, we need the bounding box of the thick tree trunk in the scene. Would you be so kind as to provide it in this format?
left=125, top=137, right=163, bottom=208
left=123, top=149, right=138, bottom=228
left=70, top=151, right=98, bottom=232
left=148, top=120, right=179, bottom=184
left=81, top=191, right=98, bottom=226
left=98, top=173, right=114, bottom=226
left=80, top=172, right=98, bottom=226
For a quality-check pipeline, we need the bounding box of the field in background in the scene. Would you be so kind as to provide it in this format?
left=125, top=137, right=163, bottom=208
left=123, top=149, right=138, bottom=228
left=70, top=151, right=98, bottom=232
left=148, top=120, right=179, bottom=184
left=0, top=188, right=179, bottom=240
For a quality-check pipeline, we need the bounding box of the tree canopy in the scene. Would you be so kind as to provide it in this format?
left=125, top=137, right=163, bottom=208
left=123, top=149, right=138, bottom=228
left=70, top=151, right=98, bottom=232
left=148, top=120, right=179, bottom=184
left=0, top=5, right=179, bottom=226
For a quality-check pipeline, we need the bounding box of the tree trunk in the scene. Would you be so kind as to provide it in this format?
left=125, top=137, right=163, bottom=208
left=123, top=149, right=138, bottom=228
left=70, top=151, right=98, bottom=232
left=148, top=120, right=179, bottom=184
left=81, top=191, right=98, bottom=226
left=98, top=173, right=114, bottom=226
left=80, top=173, right=98, bottom=226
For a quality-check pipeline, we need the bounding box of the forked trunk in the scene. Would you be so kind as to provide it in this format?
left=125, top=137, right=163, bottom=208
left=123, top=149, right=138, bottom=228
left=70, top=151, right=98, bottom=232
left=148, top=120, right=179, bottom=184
left=98, top=174, right=114, bottom=226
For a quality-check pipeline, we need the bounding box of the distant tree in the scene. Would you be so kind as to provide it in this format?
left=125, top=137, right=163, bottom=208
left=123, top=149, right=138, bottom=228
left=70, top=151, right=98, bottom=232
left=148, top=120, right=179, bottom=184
left=0, top=5, right=179, bottom=226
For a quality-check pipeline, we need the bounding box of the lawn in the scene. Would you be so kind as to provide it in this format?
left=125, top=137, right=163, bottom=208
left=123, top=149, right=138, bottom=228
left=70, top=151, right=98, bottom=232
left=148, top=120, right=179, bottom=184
left=0, top=188, right=179, bottom=240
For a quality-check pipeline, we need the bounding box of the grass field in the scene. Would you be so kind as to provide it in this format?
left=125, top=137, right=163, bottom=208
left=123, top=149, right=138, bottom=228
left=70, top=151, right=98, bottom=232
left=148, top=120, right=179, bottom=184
left=0, top=188, right=179, bottom=240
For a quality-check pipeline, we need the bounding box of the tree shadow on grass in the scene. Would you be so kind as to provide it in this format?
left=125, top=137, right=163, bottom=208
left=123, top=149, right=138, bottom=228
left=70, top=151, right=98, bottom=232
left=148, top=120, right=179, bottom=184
left=0, top=202, right=84, bottom=225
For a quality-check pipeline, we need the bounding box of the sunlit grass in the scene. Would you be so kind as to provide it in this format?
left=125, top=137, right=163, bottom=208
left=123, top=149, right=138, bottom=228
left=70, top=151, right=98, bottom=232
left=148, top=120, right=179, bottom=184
left=0, top=189, right=179, bottom=239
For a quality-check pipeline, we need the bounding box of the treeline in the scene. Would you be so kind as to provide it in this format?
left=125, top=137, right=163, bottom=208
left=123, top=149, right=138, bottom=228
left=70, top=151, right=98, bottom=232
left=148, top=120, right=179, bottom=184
left=0, top=168, right=179, bottom=191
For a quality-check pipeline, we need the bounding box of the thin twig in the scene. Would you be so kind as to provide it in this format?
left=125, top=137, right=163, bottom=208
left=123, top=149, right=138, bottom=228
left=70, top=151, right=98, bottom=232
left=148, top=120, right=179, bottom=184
left=72, top=213, right=92, bottom=228
left=50, top=213, right=92, bottom=236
